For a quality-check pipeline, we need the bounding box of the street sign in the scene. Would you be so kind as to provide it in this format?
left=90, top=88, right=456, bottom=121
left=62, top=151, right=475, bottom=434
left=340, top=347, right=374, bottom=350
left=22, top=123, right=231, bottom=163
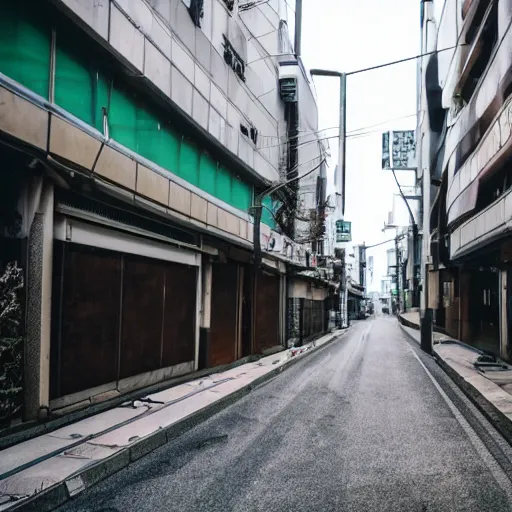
left=335, top=220, right=351, bottom=242
left=382, top=130, right=417, bottom=170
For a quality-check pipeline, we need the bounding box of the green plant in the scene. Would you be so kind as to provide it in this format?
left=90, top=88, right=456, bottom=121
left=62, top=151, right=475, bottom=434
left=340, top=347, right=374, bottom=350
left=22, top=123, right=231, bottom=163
left=0, top=262, right=24, bottom=425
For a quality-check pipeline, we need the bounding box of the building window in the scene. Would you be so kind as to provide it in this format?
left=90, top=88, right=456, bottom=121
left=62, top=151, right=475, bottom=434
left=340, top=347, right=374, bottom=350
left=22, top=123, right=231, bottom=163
left=222, top=0, right=235, bottom=11
left=240, top=122, right=258, bottom=145
left=188, top=0, right=204, bottom=27
left=223, top=35, right=246, bottom=81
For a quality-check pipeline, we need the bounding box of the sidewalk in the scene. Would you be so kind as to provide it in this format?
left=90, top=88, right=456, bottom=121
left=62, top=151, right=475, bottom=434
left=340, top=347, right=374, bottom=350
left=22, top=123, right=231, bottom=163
left=399, top=317, right=512, bottom=443
left=0, top=329, right=347, bottom=512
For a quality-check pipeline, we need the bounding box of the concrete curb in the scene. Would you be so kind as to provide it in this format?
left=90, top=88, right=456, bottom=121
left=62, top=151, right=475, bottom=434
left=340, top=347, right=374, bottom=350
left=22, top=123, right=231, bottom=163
left=7, top=329, right=348, bottom=512
left=399, top=323, right=512, bottom=446
left=433, top=354, right=512, bottom=444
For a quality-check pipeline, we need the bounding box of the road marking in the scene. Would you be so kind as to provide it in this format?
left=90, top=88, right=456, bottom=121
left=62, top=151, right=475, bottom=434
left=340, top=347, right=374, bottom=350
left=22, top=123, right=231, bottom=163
left=410, top=348, right=512, bottom=503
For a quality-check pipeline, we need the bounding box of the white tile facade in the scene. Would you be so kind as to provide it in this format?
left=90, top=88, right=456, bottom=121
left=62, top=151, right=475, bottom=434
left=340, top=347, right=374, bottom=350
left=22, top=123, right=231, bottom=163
left=60, top=0, right=292, bottom=186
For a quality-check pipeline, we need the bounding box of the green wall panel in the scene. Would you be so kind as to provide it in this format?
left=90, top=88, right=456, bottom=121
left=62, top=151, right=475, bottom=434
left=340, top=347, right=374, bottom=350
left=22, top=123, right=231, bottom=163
left=159, top=127, right=180, bottom=175
left=136, top=106, right=161, bottom=162
left=261, top=196, right=277, bottom=228
left=55, top=44, right=109, bottom=131
left=216, top=166, right=232, bottom=204
left=198, top=153, right=217, bottom=196
left=0, top=6, right=257, bottom=216
left=109, top=86, right=137, bottom=152
left=231, top=178, right=252, bottom=212
left=0, top=4, right=50, bottom=99
left=179, top=140, right=199, bottom=187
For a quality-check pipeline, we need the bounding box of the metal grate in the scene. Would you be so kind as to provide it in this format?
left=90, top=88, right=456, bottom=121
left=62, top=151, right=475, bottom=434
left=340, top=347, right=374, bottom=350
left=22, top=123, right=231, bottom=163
left=55, top=190, right=199, bottom=247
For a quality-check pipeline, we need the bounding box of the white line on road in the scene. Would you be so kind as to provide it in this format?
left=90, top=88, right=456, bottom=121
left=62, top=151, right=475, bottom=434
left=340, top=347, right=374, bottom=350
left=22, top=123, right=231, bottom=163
left=410, top=348, right=512, bottom=503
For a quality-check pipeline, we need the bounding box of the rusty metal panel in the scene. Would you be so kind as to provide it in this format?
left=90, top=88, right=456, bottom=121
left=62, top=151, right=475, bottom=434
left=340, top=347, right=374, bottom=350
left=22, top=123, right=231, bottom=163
left=241, top=264, right=253, bottom=358
left=210, top=262, right=238, bottom=366
left=162, top=263, right=197, bottom=367
left=56, top=244, right=121, bottom=397
left=120, top=255, right=165, bottom=379
left=255, top=272, right=280, bottom=353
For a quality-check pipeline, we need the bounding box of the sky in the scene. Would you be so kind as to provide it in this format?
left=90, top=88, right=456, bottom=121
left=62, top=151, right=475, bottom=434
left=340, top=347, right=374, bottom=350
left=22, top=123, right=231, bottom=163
left=289, top=0, right=421, bottom=292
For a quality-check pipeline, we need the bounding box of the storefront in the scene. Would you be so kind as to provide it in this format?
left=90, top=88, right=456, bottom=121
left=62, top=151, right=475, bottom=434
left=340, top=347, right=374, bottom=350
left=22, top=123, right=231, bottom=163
left=254, top=270, right=282, bottom=354
left=50, top=214, right=201, bottom=407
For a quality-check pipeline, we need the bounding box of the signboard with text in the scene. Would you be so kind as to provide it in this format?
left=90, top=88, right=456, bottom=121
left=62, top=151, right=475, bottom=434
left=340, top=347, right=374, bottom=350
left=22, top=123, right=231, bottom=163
left=382, top=130, right=416, bottom=170
left=335, top=220, right=352, bottom=243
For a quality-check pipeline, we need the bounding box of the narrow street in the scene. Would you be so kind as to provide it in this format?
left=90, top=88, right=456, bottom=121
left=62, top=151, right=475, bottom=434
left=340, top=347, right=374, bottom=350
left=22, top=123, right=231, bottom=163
left=56, top=318, right=512, bottom=512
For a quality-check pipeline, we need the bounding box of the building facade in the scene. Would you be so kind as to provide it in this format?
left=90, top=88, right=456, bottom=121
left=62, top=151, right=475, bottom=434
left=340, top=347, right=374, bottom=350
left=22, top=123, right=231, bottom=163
left=417, top=0, right=512, bottom=359
left=0, top=0, right=329, bottom=428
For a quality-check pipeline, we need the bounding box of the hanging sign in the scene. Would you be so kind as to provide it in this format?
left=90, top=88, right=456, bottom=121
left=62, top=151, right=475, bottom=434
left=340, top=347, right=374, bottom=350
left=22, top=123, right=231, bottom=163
left=382, top=130, right=417, bottom=170
left=336, top=220, right=351, bottom=243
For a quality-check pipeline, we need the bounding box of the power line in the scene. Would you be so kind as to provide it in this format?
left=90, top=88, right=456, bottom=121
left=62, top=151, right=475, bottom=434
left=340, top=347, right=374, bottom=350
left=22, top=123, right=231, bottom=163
left=346, top=44, right=464, bottom=76
left=365, top=234, right=407, bottom=250
left=258, top=112, right=420, bottom=150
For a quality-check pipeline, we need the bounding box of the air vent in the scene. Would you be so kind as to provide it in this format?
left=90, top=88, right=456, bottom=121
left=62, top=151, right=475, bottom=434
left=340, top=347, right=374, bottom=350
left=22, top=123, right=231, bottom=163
left=279, top=77, right=298, bottom=102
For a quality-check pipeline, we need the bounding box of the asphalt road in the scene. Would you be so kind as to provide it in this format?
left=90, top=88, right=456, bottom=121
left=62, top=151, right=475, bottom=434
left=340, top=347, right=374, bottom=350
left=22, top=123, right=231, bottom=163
left=56, top=317, right=512, bottom=512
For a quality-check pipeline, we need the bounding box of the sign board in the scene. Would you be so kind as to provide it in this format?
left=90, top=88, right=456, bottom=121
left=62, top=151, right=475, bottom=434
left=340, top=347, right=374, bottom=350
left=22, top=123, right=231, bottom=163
left=382, top=130, right=416, bottom=170
left=335, top=220, right=351, bottom=243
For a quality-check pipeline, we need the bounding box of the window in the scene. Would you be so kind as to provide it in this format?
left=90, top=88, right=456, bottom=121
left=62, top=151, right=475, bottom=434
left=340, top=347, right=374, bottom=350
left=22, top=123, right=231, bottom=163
left=223, top=35, right=246, bottom=81
left=187, top=0, right=204, bottom=27
left=240, top=122, right=258, bottom=145
left=222, top=0, right=235, bottom=11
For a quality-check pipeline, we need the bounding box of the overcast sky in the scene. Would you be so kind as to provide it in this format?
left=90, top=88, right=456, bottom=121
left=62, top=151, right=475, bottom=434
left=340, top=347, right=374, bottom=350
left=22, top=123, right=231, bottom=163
left=289, top=0, right=421, bottom=292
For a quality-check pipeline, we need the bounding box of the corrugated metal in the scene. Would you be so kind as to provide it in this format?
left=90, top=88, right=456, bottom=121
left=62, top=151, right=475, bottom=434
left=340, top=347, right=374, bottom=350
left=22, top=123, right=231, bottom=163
left=119, top=255, right=165, bottom=379
left=51, top=242, right=198, bottom=399
left=210, top=262, right=239, bottom=366
left=254, top=272, right=281, bottom=352
left=162, top=263, right=197, bottom=367
left=54, top=243, right=121, bottom=398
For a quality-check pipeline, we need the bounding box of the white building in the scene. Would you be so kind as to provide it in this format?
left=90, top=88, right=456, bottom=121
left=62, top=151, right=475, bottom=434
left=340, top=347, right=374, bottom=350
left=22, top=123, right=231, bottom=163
left=417, top=0, right=512, bottom=357
left=0, top=0, right=327, bottom=425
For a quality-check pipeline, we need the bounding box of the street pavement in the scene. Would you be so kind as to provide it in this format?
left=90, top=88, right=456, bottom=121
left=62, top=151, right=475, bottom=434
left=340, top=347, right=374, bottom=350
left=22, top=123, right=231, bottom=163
left=55, top=316, right=512, bottom=512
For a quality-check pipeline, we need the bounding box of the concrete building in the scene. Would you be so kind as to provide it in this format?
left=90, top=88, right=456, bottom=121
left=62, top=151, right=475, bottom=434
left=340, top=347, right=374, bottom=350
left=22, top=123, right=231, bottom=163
left=417, top=0, right=512, bottom=359
left=0, top=0, right=329, bottom=429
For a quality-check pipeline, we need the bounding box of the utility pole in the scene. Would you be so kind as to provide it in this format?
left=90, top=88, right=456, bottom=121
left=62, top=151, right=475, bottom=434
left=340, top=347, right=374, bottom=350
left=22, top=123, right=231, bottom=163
left=294, top=0, right=302, bottom=57
left=419, top=155, right=433, bottom=354
left=310, top=69, right=347, bottom=326
left=395, top=234, right=401, bottom=314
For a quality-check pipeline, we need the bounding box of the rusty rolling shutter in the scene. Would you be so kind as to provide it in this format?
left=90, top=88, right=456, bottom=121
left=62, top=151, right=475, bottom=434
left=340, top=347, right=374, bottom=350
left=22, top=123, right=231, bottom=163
left=120, top=255, right=165, bottom=379
left=210, top=262, right=239, bottom=367
left=162, top=262, right=197, bottom=367
left=255, top=272, right=281, bottom=353
left=55, top=243, right=121, bottom=398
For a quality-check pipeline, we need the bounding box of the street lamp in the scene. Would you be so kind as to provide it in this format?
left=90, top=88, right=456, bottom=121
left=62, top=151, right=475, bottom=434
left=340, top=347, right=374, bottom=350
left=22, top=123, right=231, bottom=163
left=309, top=70, right=347, bottom=327
left=309, top=70, right=346, bottom=218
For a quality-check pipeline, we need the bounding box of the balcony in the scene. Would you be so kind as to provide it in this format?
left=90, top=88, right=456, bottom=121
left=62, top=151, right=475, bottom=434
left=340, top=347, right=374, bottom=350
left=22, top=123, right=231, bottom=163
left=450, top=186, right=512, bottom=259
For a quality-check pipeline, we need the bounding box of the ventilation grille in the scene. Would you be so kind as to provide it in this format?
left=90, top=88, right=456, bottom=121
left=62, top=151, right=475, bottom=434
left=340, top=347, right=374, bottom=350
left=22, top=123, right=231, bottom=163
left=279, top=78, right=298, bottom=103
left=56, top=190, right=199, bottom=247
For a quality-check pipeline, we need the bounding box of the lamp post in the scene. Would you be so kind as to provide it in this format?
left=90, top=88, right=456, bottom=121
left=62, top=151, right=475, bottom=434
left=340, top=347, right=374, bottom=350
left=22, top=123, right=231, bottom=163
left=309, top=70, right=347, bottom=327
